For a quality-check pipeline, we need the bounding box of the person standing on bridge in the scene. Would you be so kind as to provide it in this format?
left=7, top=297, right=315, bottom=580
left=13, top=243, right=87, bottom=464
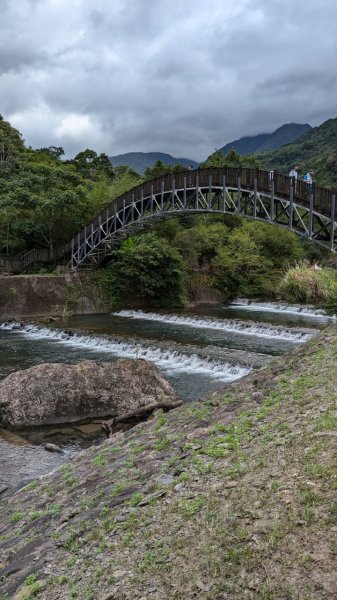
left=289, top=166, right=299, bottom=192
left=289, top=166, right=299, bottom=180
left=303, top=170, right=314, bottom=193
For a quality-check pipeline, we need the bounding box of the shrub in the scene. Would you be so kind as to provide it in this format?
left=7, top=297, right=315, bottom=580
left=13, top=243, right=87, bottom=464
left=279, top=264, right=337, bottom=311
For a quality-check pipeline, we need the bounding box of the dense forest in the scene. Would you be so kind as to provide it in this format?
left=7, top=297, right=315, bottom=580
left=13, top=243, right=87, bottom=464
left=1, top=115, right=337, bottom=309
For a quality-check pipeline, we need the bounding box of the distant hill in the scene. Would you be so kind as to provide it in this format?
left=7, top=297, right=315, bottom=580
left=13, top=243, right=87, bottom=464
left=258, top=118, right=337, bottom=186
left=220, top=123, right=312, bottom=156
left=109, top=152, right=199, bottom=175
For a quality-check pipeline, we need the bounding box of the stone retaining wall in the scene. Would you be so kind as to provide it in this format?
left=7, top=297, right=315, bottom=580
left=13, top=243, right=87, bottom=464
left=0, top=274, right=107, bottom=318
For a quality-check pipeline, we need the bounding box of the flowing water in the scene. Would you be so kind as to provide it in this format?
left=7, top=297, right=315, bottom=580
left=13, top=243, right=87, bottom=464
left=0, top=301, right=330, bottom=494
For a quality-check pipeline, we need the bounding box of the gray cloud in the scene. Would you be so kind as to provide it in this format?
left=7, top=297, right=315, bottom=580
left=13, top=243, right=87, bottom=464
left=0, top=0, right=337, bottom=160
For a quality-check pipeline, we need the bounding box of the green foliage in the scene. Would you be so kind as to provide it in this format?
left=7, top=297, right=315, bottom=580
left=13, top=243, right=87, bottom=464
left=201, top=148, right=261, bottom=169
left=279, top=264, right=337, bottom=311
left=71, top=148, right=114, bottom=181
left=0, top=149, right=89, bottom=252
left=144, top=160, right=185, bottom=181
left=0, top=117, right=25, bottom=176
left=99, top=233, right=186, bottom=308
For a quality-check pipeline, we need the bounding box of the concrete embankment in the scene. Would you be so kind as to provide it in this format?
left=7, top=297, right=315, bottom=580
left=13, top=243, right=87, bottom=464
left=0, top=274, right=107, bottom=318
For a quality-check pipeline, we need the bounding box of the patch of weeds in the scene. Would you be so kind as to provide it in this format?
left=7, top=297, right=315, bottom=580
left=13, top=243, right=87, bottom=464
left=299, top=488, right=318, bottom=507
left=70, top=585, right=80, bottom=598
left=153, top=436, right=171, bottom=451
left=193, top=457, right=213, bottom=475
left=178, top=470, right=190, bottom=483
left=9, top=512, right=24, bottom=523
left=102, top=515, right=117, bottom=534
left=211, top=423, right=226, bottom=434
left=222, top=545, right=254, bottom=567
left=92, top=448, right=108, bottom=467
left=314, top=407, right=337, bottom=431
left=24, top=573, right=42, bottom=598
left=154, top=415, right=168, bottom=431
left=111, top=481, right=127, bottom=496
left=268, top=524, right=286, bottom=548
left=327, top=501, right=337, bottom=525
left=137, top=546, right=172, bottom=574
left=130, top=441, right=146, bottom=455
left=121, top=531, right=136, bottom=547
left=100, top=505, right=110, bottom=517
left=28, top=510, right=44, bottom=522
left=25, top=574, right=38, bottom=585
left=189, top=405, right=212, bottom=420
left=226, top=462, right=247, bottom=479
left=121, top=511, right=141, bottom=531
left=127, top=492, right=144, bottom=507
left=201, top=441, right=228, bottom=458
left=177, top=496, right=204, bottom=518
left=21, top=481, right=38, bottom=493
left=60, top=464, right=77, bottom=488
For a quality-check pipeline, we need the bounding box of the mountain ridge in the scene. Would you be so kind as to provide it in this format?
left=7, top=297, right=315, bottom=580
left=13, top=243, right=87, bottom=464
left=258, top=117, right=337, bottom=186
left=220, top=123, right=312, bottom=156
left=109, top=151, right=199, bottom=175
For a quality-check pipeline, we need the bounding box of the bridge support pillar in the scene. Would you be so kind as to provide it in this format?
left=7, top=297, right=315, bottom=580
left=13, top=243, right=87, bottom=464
left=253, top=179, right=258, bottom=219
left=270, top=181, right=275, bottom=222
left=331, top=194, right=336, bottom=251
left=222, top=175, right=226, bottom=212
left=309, top=193, right=314, bottom=238
left=237, top=176, right=241, bottom=213
left=289, top=186, right=294, bottom=230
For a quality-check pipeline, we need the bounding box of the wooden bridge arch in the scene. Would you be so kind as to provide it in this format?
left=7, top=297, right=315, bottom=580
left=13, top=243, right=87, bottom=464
left=10, top=167, right=337, bottom=271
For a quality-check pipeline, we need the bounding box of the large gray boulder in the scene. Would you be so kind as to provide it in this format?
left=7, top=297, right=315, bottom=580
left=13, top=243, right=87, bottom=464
left=0, top=359, right=182, bottom=429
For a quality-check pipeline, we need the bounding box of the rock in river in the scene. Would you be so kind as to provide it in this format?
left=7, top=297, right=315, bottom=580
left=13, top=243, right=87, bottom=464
left=0, top=359, right=182, bottom=429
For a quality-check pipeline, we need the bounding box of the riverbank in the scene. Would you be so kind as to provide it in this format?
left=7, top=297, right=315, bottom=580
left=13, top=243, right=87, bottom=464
left=0, top=274, right=226, bottom=321
left=0, top=327, right=336, bottom=599
left=0, top=274, right=108, bottom=319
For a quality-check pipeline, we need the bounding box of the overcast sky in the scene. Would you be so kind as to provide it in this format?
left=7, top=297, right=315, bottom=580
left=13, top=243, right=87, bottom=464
left=1, top=0, right=337, bottom=161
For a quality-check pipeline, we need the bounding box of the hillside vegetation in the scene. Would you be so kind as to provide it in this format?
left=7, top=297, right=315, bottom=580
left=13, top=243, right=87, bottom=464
left=0, top=328, right=336, bottom=599
left=220, top=123, right=311, bottom=156
left=258, top=118, right=337, bottom=187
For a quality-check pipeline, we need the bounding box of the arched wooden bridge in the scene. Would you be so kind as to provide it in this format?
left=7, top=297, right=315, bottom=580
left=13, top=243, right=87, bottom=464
left=11, top=167, right=337, bottom=270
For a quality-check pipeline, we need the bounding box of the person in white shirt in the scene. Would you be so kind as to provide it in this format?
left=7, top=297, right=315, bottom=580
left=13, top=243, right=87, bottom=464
left=289, top=166, right=298, bottom=179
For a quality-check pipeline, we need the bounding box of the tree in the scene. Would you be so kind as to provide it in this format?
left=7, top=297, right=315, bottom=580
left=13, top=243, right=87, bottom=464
left=0, top=149, right=89, bottom=252
left=0, top=118, right=25, bottom=176
left=201, top=148, right=261, bottom=169
left=37, top=146, right=65, bottom=160
left=144, top=160, right=173, bottom=180
left=212, top=228, right=270, bottom=299
left=99, top=233, right=186, bottom=308
left=72, top=149, right=114, bottom=181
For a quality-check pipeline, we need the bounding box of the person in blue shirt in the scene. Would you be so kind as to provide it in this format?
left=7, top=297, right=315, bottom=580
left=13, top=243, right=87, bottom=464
left=303, top=170, right=314, bottom=193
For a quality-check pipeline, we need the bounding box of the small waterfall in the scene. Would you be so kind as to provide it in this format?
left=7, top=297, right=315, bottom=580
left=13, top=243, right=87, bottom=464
left=229, top=300, right=336, bottom=319
left=112, top=310, right=315, bottom=342
left=0, top=322, right=250, bottom=383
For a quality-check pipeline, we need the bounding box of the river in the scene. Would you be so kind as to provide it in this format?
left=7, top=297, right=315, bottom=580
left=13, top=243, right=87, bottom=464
left=0, top=301, right=331, bottom=495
